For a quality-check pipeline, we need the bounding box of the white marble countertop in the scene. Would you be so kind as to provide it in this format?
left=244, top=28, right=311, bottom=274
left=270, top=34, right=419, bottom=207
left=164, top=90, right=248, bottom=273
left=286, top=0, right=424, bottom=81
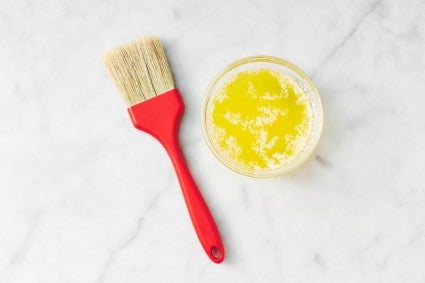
left=1, top=0, right=425, bottom=282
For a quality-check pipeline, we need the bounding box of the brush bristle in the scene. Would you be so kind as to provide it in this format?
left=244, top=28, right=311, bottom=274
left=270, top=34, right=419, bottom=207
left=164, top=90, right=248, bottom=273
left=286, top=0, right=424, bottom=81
left=104, top=36, right=175, bottom=106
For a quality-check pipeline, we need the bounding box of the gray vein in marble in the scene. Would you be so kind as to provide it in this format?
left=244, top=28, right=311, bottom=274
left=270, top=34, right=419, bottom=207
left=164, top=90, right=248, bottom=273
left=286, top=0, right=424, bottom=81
left=315, top=155, right=332, bottom=168
left=95, top=172, right=173, bottom=283
left=404, top=229, right=425, bottom=248
left=238, top=185, right=250, bottom=214
left=381, top=229, right=425, bottom=270
left=312, top=0, right=383, bottom=78
left=179, top=135, right=203, bottom=148
left=8, top=211, right=44, bottom=268
left=313, top=253, right=327, bottom=272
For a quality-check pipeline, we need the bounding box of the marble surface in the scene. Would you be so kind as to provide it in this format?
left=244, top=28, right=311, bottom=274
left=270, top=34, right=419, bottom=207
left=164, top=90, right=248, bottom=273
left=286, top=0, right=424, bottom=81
left=1, top=0, right=425, bottom=282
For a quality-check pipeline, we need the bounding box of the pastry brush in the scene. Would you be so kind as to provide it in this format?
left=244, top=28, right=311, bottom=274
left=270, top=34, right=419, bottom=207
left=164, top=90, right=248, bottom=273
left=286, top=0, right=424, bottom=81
left=104, top=36, right=224, bottom=263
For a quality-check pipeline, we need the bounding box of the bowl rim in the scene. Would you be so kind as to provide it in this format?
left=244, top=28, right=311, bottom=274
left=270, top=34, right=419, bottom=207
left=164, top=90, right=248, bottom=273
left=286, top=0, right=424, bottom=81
left=201, top=55, right=323, bottom=178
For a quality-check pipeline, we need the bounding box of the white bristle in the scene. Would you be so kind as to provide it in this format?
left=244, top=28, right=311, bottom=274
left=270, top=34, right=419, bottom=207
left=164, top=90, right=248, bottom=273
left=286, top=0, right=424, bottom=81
left=104, top=36, right=175, bottom=106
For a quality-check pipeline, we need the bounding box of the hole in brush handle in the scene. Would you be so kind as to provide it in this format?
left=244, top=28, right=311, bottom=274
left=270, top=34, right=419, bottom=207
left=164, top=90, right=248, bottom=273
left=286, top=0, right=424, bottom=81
left=210, top=245, right=224, bottom=263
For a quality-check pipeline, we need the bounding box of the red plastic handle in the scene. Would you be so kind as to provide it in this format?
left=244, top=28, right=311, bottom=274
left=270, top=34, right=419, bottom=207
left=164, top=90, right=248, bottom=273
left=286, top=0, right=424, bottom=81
left=166, top=134, right=225, bottom=263
left=128, top=89, right=225, bottom=263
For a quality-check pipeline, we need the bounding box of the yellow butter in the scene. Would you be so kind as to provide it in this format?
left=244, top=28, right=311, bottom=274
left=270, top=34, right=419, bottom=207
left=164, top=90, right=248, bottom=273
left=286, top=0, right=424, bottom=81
left=210, top=69, right=311, bottom=171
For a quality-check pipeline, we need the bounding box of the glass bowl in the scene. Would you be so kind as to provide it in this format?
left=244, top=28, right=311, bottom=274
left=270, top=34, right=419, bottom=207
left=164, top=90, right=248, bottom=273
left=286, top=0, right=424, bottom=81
left=201, top=56, right=323, bottom=177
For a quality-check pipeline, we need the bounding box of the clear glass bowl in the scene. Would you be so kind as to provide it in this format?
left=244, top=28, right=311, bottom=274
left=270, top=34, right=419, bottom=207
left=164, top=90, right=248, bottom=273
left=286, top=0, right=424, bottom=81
left=201, top=56, right=323, bottom=177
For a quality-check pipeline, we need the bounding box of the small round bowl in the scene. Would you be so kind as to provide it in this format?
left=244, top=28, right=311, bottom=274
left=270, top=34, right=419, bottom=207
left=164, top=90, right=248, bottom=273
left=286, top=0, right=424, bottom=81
left=201, top=56, right=323, bottom=177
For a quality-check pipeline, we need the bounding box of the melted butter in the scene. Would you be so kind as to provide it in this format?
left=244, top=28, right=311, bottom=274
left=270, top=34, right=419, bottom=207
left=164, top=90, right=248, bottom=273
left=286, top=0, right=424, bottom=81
left=210, top=69, right=311, bottom=171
